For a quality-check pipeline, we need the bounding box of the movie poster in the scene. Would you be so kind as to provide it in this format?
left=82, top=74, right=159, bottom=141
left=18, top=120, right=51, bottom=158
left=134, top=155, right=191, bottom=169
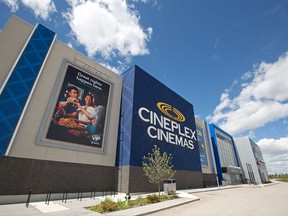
left=46, top=64, right=110, bottom=148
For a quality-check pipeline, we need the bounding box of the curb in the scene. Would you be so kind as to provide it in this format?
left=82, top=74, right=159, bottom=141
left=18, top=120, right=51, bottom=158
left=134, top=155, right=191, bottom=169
left=104, top=197, right=200, bottom=216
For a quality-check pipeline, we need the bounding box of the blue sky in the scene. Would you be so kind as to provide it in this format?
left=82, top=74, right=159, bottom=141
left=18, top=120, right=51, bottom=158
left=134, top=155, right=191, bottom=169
left=1, top=0, right=288, bottom=174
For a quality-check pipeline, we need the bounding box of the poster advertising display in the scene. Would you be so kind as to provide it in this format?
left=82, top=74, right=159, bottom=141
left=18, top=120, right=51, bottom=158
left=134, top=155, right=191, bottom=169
left=196, top=126, right=208, bottom=165
left=46, top=64, right=110, bottom=148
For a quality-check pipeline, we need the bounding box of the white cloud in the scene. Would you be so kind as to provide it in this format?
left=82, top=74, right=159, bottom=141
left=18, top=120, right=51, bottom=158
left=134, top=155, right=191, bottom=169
left=132, top=0, right=160, bottom=9
left=3, top=0, right=56, bottom=20
left=3, top=0, right=19, bottom=12
left=99, top=61, right=121, bottom=74
left=247, top=130, right=256, bottom=139
left=257, top=137, right=288, bottom=174
left=214, top=38, right=222, bottom=48
left=207, top=52, right=288, bottom=135
left=64, top=0, right=152, bottom=60
left=241, top=71, right=253, bottom=80
left=212, top=53, right=220, bottom=61
left=22, top=0, right=56, bottom=20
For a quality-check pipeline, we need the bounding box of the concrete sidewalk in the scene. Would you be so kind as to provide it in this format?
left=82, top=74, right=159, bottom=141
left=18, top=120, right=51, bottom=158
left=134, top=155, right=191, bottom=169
left=0, top=184, right=272, bottom=216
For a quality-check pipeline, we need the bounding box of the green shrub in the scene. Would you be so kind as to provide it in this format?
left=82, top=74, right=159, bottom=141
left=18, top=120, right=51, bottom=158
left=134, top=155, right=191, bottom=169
left=115, top=200, right=126, bottom=210
left=160, top=194, right=171, bottom=200
left=126, top=196, right=148, bottom=207
left=147, top=194, right=160, bottom=203
left=88, top=194, right=178, bottom=213
left=132, top=196, right=148, bottom=206
left=89, top=198, right=117, bottom=213
left=168, top=190, right=179, bottom=198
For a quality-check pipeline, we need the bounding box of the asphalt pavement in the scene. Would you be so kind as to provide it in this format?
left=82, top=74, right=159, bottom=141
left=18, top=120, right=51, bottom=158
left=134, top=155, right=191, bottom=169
left=0, top=183, right=275, bottom=216
left=147, top=181, right=287, bottom=216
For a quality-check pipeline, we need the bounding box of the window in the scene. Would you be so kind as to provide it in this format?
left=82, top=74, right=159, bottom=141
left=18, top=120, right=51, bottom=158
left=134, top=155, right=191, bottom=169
left=216, top=133, right=237, bottom=167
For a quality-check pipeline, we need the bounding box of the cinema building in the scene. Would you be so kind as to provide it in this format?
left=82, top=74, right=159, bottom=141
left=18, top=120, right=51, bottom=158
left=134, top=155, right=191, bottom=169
left=0, top=16, right=217, bottom=203
left=234, top=137, right=269, bottom=184
left=209, top=124, right=243, bottom=185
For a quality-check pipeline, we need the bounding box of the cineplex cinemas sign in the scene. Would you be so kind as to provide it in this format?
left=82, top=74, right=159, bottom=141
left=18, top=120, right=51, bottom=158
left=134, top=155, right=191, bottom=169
left=138, top=102, right=197, bottom=150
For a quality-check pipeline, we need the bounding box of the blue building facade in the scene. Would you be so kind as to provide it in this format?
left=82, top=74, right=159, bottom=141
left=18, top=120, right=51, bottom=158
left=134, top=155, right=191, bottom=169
left=116, top=66, right=205, bottom=192
left=209, top=124, right=243, bottom=185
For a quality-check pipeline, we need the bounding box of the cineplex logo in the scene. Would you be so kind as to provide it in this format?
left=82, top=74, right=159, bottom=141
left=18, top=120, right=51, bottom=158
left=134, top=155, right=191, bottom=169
left=138, top=102, right=197, bottom=150
left=157, top=102, right=186, bottom=122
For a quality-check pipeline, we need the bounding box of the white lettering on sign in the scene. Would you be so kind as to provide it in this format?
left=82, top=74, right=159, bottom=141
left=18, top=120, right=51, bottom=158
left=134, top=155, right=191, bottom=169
left=138, top=105, right=196, bottom=150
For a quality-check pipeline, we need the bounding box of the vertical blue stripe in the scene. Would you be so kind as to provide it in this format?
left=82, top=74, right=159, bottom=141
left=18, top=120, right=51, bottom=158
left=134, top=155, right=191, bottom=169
left=209, top=124, right=223, bottom=185
left=116, top=66, right=136, bottom=166
left=0, top=24, right=55, bottom=155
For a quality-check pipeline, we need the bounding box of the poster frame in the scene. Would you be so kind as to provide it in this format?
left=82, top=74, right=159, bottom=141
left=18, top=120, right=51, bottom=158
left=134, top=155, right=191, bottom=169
left=36, top=59, right=114, bottom=154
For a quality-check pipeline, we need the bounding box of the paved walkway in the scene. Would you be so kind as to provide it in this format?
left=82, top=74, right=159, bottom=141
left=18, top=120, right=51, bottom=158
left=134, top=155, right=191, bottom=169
left=0, top=184, right=272, bottom=216
left=147, top=182, right=286, bottom=216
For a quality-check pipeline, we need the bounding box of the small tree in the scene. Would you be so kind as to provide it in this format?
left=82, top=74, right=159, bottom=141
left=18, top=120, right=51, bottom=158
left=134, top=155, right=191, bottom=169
left=142, top=145, right=176, bottom=197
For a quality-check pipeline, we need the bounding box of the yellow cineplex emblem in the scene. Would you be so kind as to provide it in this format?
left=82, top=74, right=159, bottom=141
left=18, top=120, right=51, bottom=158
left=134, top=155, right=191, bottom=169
left=157, top=102, right=186, bottom=122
